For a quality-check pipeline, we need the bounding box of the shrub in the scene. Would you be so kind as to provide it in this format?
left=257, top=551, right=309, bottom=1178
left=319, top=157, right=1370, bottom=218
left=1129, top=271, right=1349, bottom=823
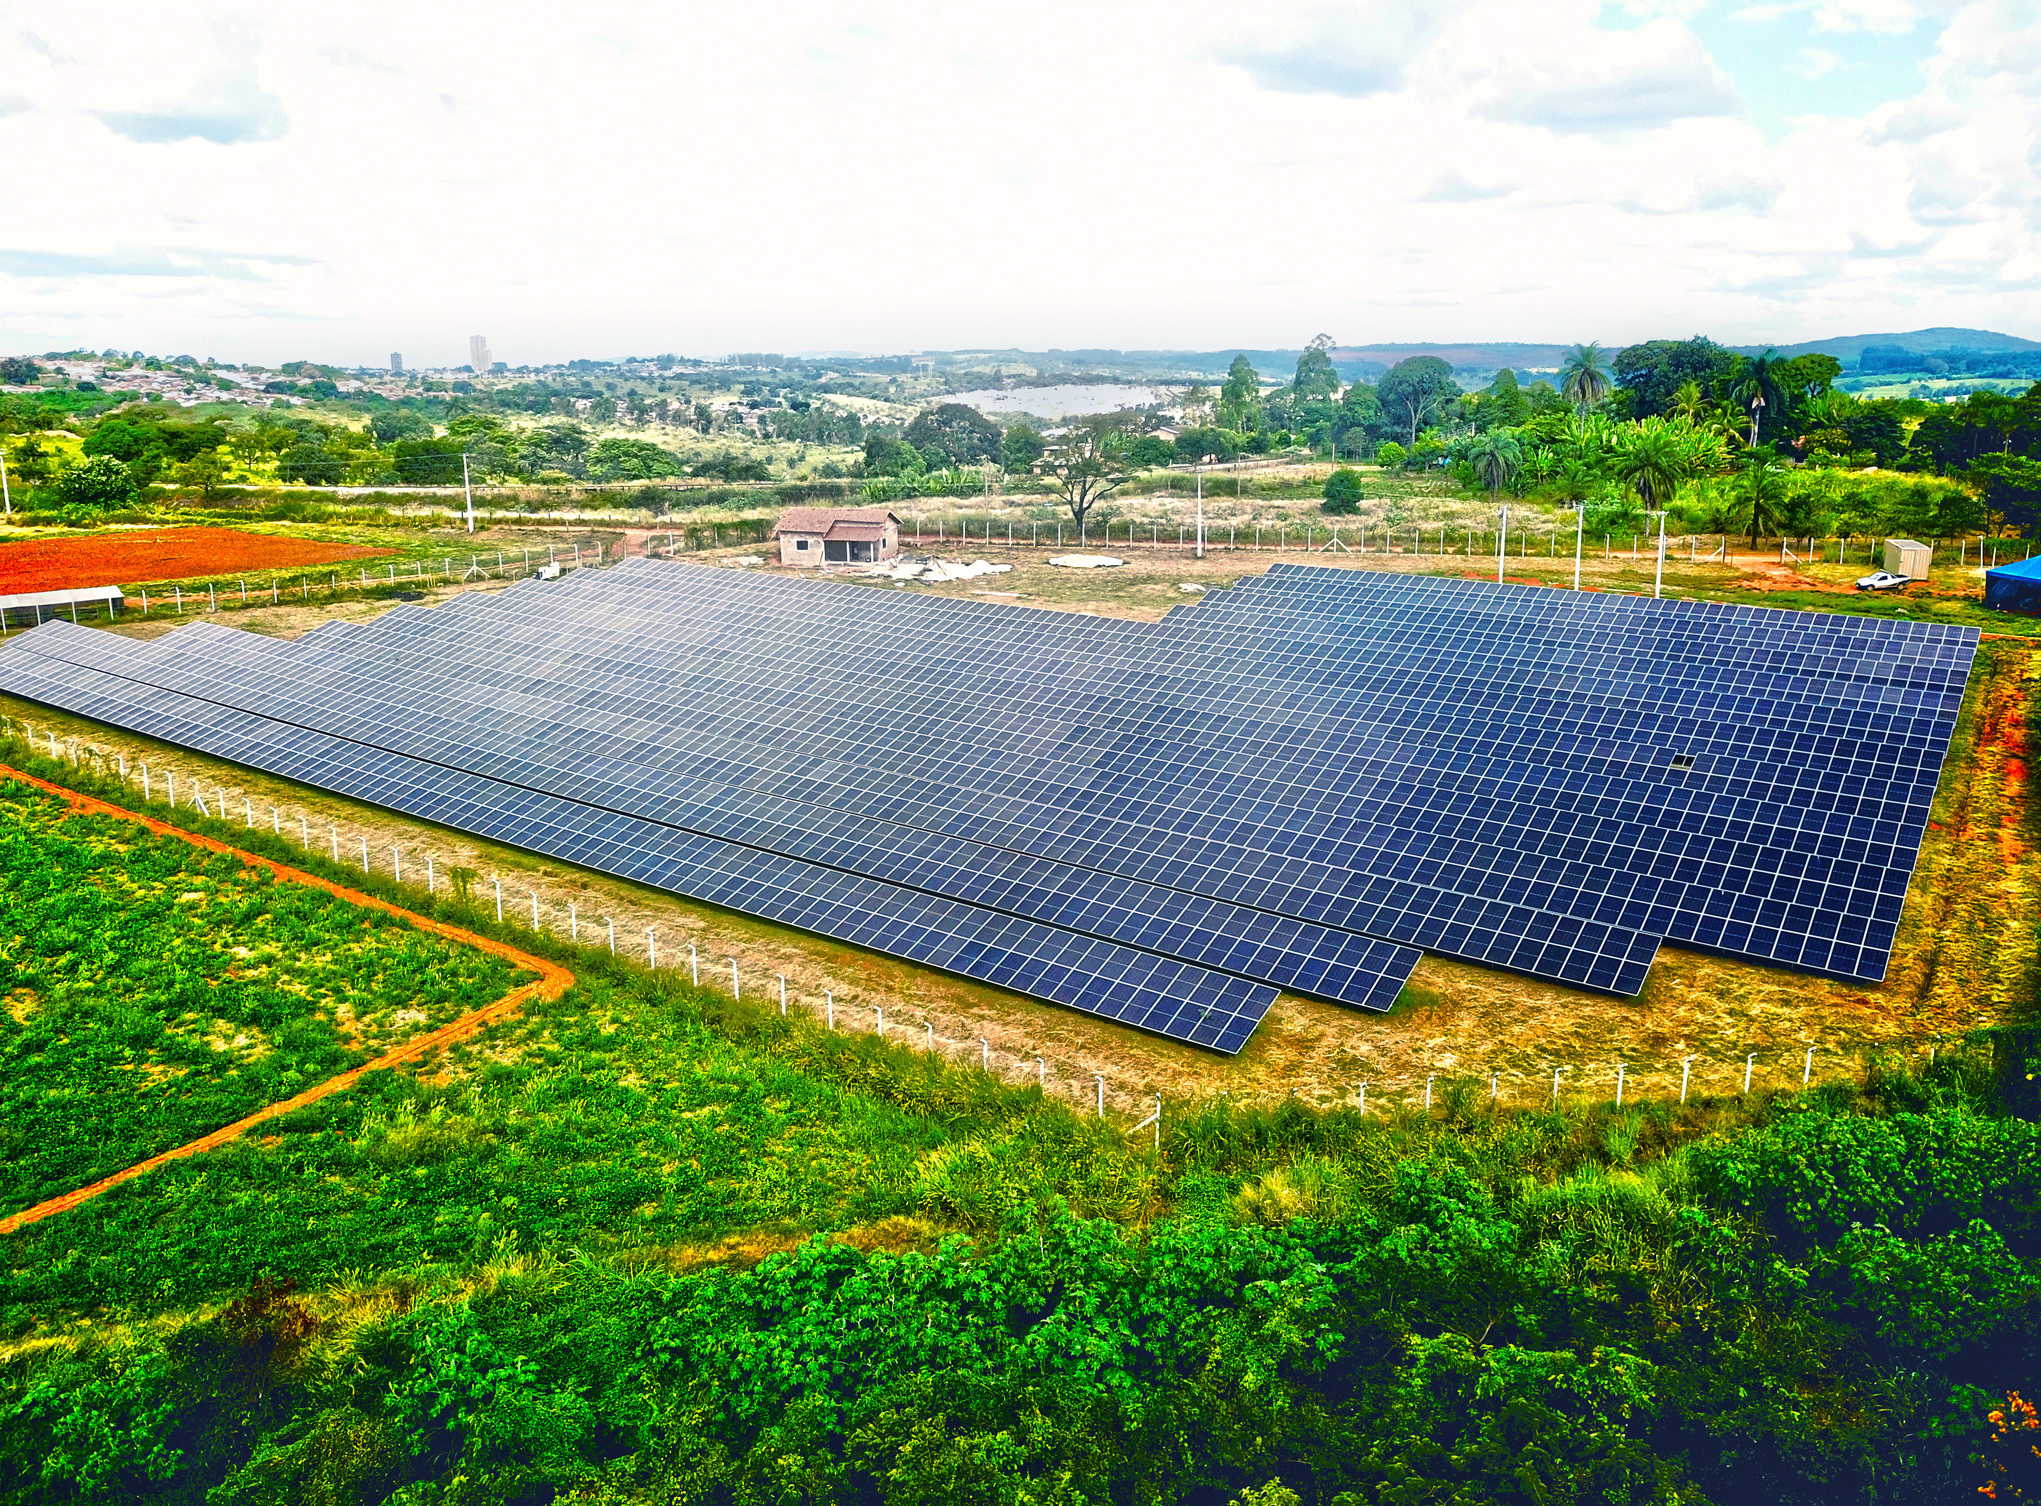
left=1322, top=468, right=1363, bottom=514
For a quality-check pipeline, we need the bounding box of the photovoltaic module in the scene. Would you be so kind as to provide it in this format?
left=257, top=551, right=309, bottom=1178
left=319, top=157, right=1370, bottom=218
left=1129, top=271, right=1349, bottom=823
left=0, top=561, right=1978, bottom=1053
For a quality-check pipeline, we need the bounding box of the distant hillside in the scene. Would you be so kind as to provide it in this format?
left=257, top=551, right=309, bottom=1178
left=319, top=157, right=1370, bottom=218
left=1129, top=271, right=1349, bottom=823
left=1729, top=327, right=2041, bottom=359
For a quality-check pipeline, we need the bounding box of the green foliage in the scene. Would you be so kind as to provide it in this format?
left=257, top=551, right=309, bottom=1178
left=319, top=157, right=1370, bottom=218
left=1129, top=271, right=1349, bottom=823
left=0, top=783, right=520, bottom=1215
left=1174, top=426, right=1238, bottom=463
left=47, top=453, right=139, bottom=515
left=1377, top=357, right=1458, bottom=446
left=1322, top=467, right=1363, bottom=514
left=1127, top=435, right=1175, bottom=468
left=586, top=437, right=682, bottom=481
left=1000, top=424, right=1046, bottom=472
left=905, top=404, right=1002, bottom=466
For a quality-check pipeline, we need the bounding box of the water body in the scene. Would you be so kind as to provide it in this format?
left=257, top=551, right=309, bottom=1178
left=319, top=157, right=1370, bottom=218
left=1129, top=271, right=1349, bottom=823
left=942, top=384, right=1167, bottom=419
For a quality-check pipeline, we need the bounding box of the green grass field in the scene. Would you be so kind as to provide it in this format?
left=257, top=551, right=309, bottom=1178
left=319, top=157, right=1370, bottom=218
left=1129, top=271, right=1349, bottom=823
left=0, top=783, right=523, bottom=1218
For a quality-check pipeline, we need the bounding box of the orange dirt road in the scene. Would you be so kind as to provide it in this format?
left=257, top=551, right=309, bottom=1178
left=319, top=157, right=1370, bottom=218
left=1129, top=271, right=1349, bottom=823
left=0, top=764, right=574, bottom=1235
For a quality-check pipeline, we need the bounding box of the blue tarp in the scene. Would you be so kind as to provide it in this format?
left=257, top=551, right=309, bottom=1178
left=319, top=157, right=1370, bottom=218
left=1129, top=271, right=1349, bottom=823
left=1984, top=553, right=2041, bottom=615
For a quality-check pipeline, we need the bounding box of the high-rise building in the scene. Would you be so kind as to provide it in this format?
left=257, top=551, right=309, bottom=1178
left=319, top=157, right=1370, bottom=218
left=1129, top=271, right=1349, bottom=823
left=390, top=352, right=403, bottom=373
left=468, top=335, right=492, bottom=373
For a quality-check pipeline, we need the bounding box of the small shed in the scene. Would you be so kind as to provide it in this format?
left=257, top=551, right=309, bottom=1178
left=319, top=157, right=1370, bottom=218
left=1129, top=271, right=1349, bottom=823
left=1884, top=538, right=1932, bottom=581
left=1985, top=554, right=2041, bottom=615
left=771, top=507, right=902, bottom=567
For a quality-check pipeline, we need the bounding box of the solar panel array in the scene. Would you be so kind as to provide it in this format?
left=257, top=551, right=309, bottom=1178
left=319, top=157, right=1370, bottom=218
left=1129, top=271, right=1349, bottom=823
left=0, top=560, right=1977, bottom=1052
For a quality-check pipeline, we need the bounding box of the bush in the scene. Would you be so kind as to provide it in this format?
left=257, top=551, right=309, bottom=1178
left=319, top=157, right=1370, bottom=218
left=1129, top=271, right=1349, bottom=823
left=47, top=454, right=138, bottom=514
left=1374, top=440, right=1407, bottom=468
left=1322, top=467, right=1363, bottom=514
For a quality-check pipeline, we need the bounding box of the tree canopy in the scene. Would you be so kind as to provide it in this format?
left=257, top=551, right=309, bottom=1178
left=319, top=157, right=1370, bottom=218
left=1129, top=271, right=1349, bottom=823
left=1377, top=357, right=1459, bottom=447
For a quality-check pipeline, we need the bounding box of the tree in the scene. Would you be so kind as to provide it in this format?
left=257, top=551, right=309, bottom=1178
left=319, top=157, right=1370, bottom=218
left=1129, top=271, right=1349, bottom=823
left=691, top=453, right=772, bottom=482
left=587, top=438, right=682, bottom=481
left=278, top=438, right=343, bottom=486
left=1127, top=435, right=1175, bottom=468
left=1043, top=419, right=1134, bottom=541
left=1739, top=457, right=1790, bottom=546
left=863, top=434, right=923, bottom=478
left=1477, top=369, right=1529, bottom=429
left=49, top=454, right=138, bottom=513
left=1173, top=427, right=1237, bottom=464
left=1727, top=351, right=1788, bottom=448
left=1559, top=342, right=1615, bottom=414
left=1610, top=338, right=1734, bottom=419
left=1292, top=336, right=1338, bottom=399
left=5, top=435, right=54, bottom=484
left=0, top=356, right=40, bottom=385
left=1337, top=383, right=1384, bottom=453
left=1322, top=467, right=1363, bottom=514
left=1465, top=432, right=1522, bottom=497
left=905, top=404, right=1001, bottom=465
left=388, top=437, right=464, bottom=485
left=82, top=417, right=169, bottom=487
left=1000, top=424, right=1045, bottom=472
left=1377, top=357, right=1458, bottom=447
left=172, top=449, right=231, bottom=501
left=1219, top=355, right=1262, bottom=429
left=1612, top=420, right=1690, bottom=514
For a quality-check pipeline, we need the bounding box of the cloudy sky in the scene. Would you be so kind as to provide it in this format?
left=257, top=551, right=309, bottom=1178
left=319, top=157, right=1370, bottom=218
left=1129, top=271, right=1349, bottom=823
left=0, top=0, right=2034, bottom=364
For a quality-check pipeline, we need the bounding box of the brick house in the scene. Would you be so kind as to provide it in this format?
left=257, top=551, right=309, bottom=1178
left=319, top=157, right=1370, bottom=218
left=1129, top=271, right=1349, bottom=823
left=771, top=506, right=903, bottom=566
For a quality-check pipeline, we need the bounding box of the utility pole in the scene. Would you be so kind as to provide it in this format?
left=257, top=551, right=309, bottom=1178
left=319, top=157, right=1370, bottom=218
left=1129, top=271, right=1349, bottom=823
left=0, top=446, right=9, bottom=515
left=462, top=452, right=475, bottom=534
left=1496, top=504, right=1508, bottom=583
left=1653, top=509, right=1668, bottom=599
left=1573, top=501, right=1584, bottom=590
left=1196, top=457, right=1210, bottom=560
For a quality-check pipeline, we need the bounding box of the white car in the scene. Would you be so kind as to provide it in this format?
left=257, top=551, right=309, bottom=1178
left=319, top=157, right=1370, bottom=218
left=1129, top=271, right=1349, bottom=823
left=1855, top=570, right=1911, bottom=592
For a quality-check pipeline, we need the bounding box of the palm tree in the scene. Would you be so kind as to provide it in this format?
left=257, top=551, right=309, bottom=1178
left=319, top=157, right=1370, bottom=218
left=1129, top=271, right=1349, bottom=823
left=1727, top=351, right=1786, bottom=448
left=1672, top=380, right=1704, bottom=426
left=1559, top=342, right=1614, bottom=414
left=1614, top=419, right=1689, bottom=514
left=1466, top=432, right=1522, bottom=497
left=1740, top=457, right=1790, bottom=547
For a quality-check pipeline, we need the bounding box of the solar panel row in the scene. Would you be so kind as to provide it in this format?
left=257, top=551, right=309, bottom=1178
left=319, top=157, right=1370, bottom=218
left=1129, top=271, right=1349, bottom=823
left=0, top=628, right=1287, bottom=1052
left=0, top=559, right=1977, bottom=1052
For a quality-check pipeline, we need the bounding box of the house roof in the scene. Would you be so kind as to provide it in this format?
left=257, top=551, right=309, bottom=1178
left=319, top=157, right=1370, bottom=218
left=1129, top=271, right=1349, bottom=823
left=771, top=506, right=900, bottom=537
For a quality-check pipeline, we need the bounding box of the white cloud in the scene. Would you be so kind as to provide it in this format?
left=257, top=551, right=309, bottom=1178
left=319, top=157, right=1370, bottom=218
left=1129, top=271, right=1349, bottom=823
left=1451, top=14, right=1745, bottom=136
left=0, top=0, right=2031, bottom=361
left=1788, top=46, right=1845, bottom=77
left=1219, top=2, right=1464, bottom=98
left=91, top=18, right=288, bottom=145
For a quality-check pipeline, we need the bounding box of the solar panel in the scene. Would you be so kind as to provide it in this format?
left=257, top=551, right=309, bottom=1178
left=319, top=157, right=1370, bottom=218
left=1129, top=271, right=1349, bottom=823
left=0, top=560, right=1977, bottom=1051
left=0, top=630, right=1283, bottom=1052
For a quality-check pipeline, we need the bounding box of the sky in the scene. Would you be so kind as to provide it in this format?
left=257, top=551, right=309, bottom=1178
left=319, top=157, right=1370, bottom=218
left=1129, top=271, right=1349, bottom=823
left=0, top=0, right=2035, bottom=365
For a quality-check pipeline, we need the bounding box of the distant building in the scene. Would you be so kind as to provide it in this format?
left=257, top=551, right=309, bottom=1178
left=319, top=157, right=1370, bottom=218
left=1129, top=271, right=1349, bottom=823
left=390, top=352, right=403, bottom=373
left=468, top=335, right=492, bottom=372
left=771, top=506, right=901, bottom=566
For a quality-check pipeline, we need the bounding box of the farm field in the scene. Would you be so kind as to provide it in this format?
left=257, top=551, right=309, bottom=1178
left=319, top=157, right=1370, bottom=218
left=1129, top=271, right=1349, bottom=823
left=0, top=780, right=526, bottom=1219
left=0, top=527, right=396, bottom=594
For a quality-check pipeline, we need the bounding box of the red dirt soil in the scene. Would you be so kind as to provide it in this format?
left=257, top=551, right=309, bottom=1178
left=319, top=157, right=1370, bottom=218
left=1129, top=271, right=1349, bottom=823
left=0, top=527, right=394, bottom=593
left=0, top=763, right=573, bottom=1235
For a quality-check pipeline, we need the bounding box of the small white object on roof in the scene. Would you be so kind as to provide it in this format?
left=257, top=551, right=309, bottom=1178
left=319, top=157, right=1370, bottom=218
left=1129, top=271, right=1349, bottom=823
left=1047, top=555, right=1125, bottom=569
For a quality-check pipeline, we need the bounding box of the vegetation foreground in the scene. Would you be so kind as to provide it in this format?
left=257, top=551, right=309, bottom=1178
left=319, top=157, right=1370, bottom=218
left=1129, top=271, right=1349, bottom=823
left=0, top=747, right=2036, bottom=1506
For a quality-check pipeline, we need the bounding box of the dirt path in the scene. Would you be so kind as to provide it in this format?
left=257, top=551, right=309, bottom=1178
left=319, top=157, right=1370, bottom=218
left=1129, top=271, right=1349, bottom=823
left=0, top=764, right=574, bottom=1235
